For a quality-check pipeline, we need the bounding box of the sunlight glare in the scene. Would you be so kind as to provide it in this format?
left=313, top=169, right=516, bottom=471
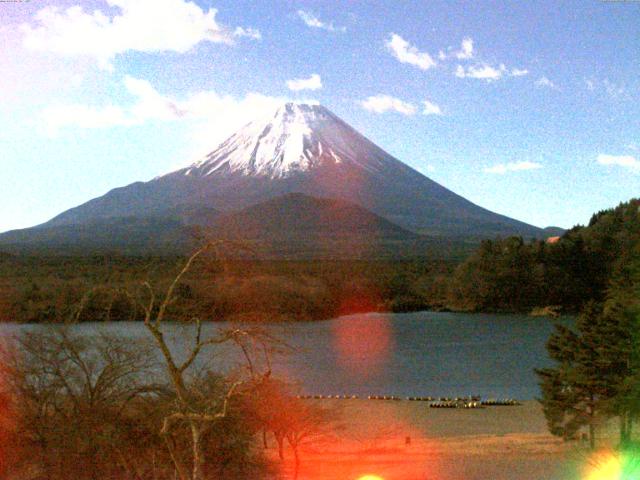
left=584, top=452, right=621, bottom=480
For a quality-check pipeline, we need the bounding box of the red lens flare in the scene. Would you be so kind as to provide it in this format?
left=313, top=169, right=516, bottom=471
left=331, top=312, right=393, bottom=378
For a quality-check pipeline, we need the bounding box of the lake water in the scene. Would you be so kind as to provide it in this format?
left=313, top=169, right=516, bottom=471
left=0, top=311, right=569, bottom=400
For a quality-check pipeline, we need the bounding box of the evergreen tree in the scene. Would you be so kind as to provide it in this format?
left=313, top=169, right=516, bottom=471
left=601, top=242, right=640, bottom=447
left=536, top=302, right=622, bottom=449
left=537, top=238, right=640, bottom=449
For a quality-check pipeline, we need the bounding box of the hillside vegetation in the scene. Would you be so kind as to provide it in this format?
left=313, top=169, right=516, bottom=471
left=0, top=256, right=453, bottom=323
left=446, top=198, right=640, bottom=313
left=2, top=198, right=637, bottom=323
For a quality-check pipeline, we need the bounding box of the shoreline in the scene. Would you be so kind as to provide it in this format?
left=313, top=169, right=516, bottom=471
left=0, top=308, right=571, bottom=325
left=268, top=399, right=597, bottom=480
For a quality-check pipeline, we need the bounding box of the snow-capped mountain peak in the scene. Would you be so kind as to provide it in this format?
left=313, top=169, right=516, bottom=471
left=33, top=102, right=545, bottom=241
left=182, top=102, right=385, bottom=179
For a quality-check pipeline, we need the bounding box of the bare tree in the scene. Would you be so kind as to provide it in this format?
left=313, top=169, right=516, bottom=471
left=125, top=240, right=274, bottom=480
left=245, top=379, right=339, bottom=480
left=0, top=327, right=163, bottom=480
left=284, top=399, right=338, bottom=480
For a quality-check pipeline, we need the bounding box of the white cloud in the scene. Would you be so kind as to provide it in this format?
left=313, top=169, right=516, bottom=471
left=233, top=26, right=261, bottom=40
left=597, top=154, right=640, bottom=174
left=422, top=100, right=442, bottom=115
left=386, top=33, right=436, bottom=71
left=438, top=37, right=474, bottom=61
left=626, top=143, right=638, bottom=152
left=510, top=68, right=528, bottom=77
left=455, top=37, right=474, bottom=60
left=442, top=37, right=527, bottom=81
left=21, top=1, right=259, bottom=70
left=456, top=63, right=506, bottom=81
left=41, top=75, right=285, bottom=151
left=585, top=79, right=596, bottom=91
left=484, top=161, right=543, bottom=174
left=361, top=95, right=416, bottom=115
left=286, top=73, right=323, bottom=92
left=297, top=10, right=345, bottom=32
left=535, top=76, right=557, bottom=89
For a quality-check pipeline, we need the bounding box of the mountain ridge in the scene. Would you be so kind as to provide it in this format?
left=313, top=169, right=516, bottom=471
left=2, top=102, right=551, bottom=254
left=0, top=193, right=467, bottom=259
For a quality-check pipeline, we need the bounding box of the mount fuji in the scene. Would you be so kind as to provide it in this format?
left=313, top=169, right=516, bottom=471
left=1, top=103, right=548, bottom=255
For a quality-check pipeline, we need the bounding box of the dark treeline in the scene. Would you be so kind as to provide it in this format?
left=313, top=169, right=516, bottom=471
left=2, top=198, right=638, bottom=323
left=534, top=204, right=640, bottom=450
left=0, top=255, right=454, bottom=324
left=447, top=198, right=640, bottom=313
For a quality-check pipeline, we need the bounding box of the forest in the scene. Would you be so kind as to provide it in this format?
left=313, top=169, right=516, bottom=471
left=446, top=198, right=640, bottom=313
left=533, top=201, right=640, bottom=450
left=0, top=198, right=638, bottom=324
left=0, top=255, right=452, bottom=324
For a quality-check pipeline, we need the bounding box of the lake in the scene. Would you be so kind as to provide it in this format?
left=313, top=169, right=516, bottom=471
left=0, top=311, right=569, bottom=400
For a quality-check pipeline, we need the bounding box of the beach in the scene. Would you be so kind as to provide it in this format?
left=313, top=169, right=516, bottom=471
left=269, top=400, right=590, bottom=480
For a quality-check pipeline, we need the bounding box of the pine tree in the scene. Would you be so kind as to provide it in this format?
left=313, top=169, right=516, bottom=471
left=601, top=244, right=640, bottom=447
left=537, top=241, right=640, bottom=449
left=536, top=302, right=623, bottom=449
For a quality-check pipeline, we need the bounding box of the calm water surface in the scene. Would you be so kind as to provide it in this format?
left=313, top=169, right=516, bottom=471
left=0, top=312, right=569, bottom=400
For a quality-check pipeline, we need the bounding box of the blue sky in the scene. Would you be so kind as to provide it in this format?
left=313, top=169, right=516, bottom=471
left=1, top=0, right=638, bottom=233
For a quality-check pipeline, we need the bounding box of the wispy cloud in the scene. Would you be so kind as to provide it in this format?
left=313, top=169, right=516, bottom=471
left=437, top=36, right=528, bottom=82
left=361, top=95, right=416, bottom=115
left=391, top=34, right=527, bottom=84
left=233, top=26, right=262, bottom=40
left=297, top=10, right=345, bottom=32
left=437, top=37, right=474, bottom=61
left=41, top=75, right=284, bottom=148
left=535, top=76, right=557, bottom=89
left=484, top=161, right=543, bottom=174
left=455, top=37, right=474, bottom=60
left=21, top=1, right=260, bottom=70
left=455, top=63, right=506, bottom=81
left=386, top=33, right=436, bottom=71
left=597, top=154, right=640, bottom=174
left=286, top=73, right=323, bottom=91
left=422, top=100, right=442, bottom=115
left=510, top=68, right=529, bottom=77
left=603, top=79, right=624, bottom=97
left=585, top=78, right=625, bottom=98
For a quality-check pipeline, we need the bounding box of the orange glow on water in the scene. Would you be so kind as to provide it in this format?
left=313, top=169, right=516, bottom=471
left=331, top=312, right=393, bottom=378
left=357, top=475, right=385, bottom=480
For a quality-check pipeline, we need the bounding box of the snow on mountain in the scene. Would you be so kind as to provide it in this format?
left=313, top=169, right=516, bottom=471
left=180, top=103, right=388, bottom=179
left=20, top=102, right=544, bottom=240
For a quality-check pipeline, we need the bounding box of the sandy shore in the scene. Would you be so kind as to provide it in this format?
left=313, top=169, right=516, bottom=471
left=268, top=399, right=595, bottom=480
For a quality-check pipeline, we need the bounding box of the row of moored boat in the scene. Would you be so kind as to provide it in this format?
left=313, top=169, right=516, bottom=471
left=295, top=394, right=520, bottom=407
